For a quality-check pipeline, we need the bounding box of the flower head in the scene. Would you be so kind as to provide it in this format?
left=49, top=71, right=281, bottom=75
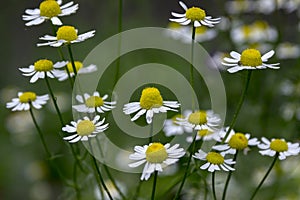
left=170, top=1, right=221, bottom=27
left=22, top=0, right=78, bottom=26
left=186, top=129, right=221, bottom=143
left=128, top=142, right=185, bottom=180
left=193, top=150, right=235, bottom=172
left=19, top=59, right=68, bottom=83
left=62, top=115, right=108, bottom=143
left=176, top=110, right=221, bottom=131
left=163, top=110, right=193, bottom=137
left=258, top=137, right=300, bottom=160
left=37, top=25, right=95, bottom=47
left=73, top=91, right=116, bottom=113
left=222, top=48, right=280, bottom=73
left=6, top=92, right=49, bottom=111
left=123, top=87, right=180, bottom=124
left=54, top=61, right=97, bottom=81
left=213, top=128, right=260, bottom=155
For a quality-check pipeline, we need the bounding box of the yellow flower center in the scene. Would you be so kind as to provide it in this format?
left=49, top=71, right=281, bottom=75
left=198, top=129, right=212, bottom=137
left=139, top=87, right=163, bottom=110
left=241, top=25, right=251, bottom=38
left=67, top=61, right=83, bottom=73
left=270, top=139, right=288, bottom=152
left=172, top=114, right=184, bottom=125
left=39, top=0, right=61, bottom=18
left=56, top=26, right=78, bottom=42
left=253, top=21, right=268, bottom=30
left=185, top=7, right=206, bottom=21
left=168, top=22, right=182, bottom=29
left=76, top=120, right=96, bottom=136
left=19, top=92, right=37, bottom=103
left=85, top=96, right=104, bottom=108
left=206, top=152, right=224, bottom=164
left=240, top=49, right=262, bottom=67
left=188, top=111, right=207, bottom=125
left=228, top=133, right=248, bottom=150
left=195, top=26, right=207, bottom=34
left=34, top=59, right=54, bottom=72
left=146, top=143, right=168, bottom=163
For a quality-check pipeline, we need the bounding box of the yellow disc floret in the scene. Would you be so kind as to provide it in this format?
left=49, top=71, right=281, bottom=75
left=67, top=61, right=83, bottom=73
left=76, top=120, right=96, bottom=136
left=185, top=7, right=206, bottom=21
left=241, top=25, right=251, bottom=38
left=206, top=152, right=224, bottom=164
left=85, top=96, right=104, bottom=108
left=56, top=26, right=78, bottom=42
left=195, top=26, right=207, bottom=34
left=34, top=59, right=54, bottom=72
left=172, top=114, right=184, bottom=125
left=270, top=139, right=288, bottom=152
left=198, top=129, right=212, bottom=137
left=228, top=133, right=248, bottom=150
left=19, top=92, right=37, bottom=103
left=188, top=111, right=207, bottom=125
left=39, top=0, right=61, bottom=18
left=146, top=143, right=168, bottom=163
left=139, top=87, right=163, bottom=110
left=240, top=49, right=262, bottom=67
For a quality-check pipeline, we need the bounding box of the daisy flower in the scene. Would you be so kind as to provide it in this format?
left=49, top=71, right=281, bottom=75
left=73, top=91, right=116, bottom=113
left=186, top=129, right=221, bottom=143
left=176, top=110, right=221, bottom=131
left=128, top=142, right=185, bottom=180
left=6, top=92, right=49, bottom=111
left=276, top=42, right=300, bottom=59
left=258, top=137, right=300, bottom=160
left=123, top=87, right=180, bottom=124
left=193, top=150, right=235, bottom=172
left=19, top=59, right=68, bottom=83
left=62, top=115, right=109, bottom=143
left=22, top=0, right=78, bottom=26
left=37, top=25, right=95, bottom=47
left=222, top=48, right=280, bottom=73
left=169, top=1, right=221, bottom=28
left=213, top=129, right=260, bottom=155
left=54, top=61, right=97, bottom=81
left=163, top=110, right=193, bottom=137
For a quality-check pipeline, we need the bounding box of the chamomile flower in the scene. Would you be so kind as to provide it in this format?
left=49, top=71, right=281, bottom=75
left=213, top=130, right=260, bottom=155
left=54, top=61, right=97, bottom=81
left=123, top=87, right=180, bottom=124
left=276, top=42, right=300, bottom=59
left=62, top=115, right=108, bottom=143
left=169, top=1, right=221, bottom=28
left=258, top=137, right=300, bottom=160
left=128, top=142, right=185, bottom=180
left=186, top=129, right=221, bottom=143
left=73, top=91, right=116, bottom=113
left=176, top=110, right=221, bottom=131
left=222, top=48, right=280, bottom=73
left=193, top=150, right=235, bottom=172
left=22, top=0, right=78, bottom=26
left=6, top=92, right=49, bottom=111
left=37, top=25, right=95, bottom=47
left=19, top=59, right=68, bottom=83
left=163, top=111, right=193, bottom=137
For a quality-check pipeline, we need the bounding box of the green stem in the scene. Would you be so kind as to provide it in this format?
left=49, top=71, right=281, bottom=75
left=73, top=161, right=81, bottom=200
left=173, top=131, right=198, bottom=199
left=249, top=154, right=278, bottom=200
left=67, top=44, right=77, bottom=76
left=190, top=26, right=196, bottom=111
left=222, top=151, right=238, bottom=200
left=151, top=171, right=158, bottom=200
left=133, top=180, right=142, bottom=200
left=222, top=71, right=252, bottom=143
left=212, top=172, right=217, bottom=200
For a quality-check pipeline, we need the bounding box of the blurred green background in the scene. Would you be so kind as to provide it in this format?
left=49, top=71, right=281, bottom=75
left=1, top=0, right=300, bottom=199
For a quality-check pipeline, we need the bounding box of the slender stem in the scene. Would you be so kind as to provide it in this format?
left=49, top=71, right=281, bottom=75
left=212, top=172, right=217, bottom=200
left=173, top=131, right=198, bottom=199
left=89, top=141, right=114, bottom=200
left=44, top=74, right=64, bottom=126
left=222, top=71, right=252, bottom=142
left=73, top=161, right=81, bottom=200
left=190, top=26, right=196, bottom=111
left=222, top=151, right=238, bottom=200
left=249, top=154, right=278, bottom=200
left=151, top=171, right=158, bottom=200
left=133, top=180, right=142, bottom=200
left=67, top=44, right=77, bottom=76
left=149, top=121, right=154, bottom=143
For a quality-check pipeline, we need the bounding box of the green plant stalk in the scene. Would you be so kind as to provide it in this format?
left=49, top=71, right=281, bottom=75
left=67, top=44, right=78, bottom=76
left=212, top=172, right=217, bottom=200
left=222, top=71, right=252, bottom=143
left=249, top=154, right=278, bottom=200
left=222, top=150, right=239, bottom=200
left=151, top=171, right=158, bottom=200
left=173, top=131, right=198, bottom=199
left=190, top=26, right=196, bottom=111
